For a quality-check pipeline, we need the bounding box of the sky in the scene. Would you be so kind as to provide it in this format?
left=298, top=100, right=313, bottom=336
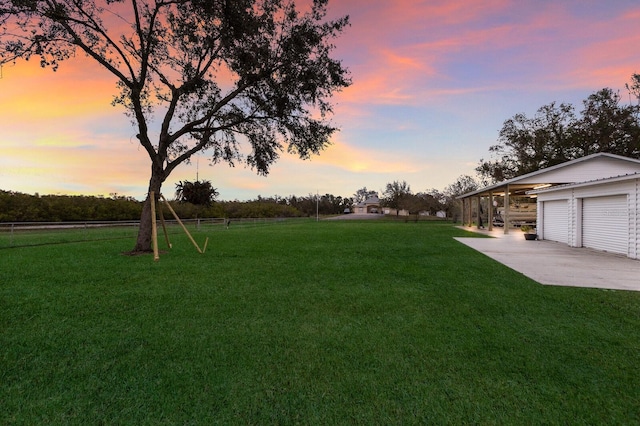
left=2, top=0, right=640, bottom=201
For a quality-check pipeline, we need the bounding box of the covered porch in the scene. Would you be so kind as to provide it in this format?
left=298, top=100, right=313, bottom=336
left=458, top=182, right=542, bottom=234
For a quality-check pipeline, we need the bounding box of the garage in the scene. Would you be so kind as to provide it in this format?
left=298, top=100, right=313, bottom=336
left=532, top=174, right=639, bottom=260
left=542, top=200, right=569, bottom=244
left=582, top=195, right=629, bottom=255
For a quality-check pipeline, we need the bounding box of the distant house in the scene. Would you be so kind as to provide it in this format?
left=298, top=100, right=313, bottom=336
left=352, top=194, right=430, bottom=217
left=417, top=210, right=447, bottom=218
left=383, top=208, right=409, bottom=216
left=353, top=195, right=381, bottom=214
left=458, top=153, right=640, bottom=259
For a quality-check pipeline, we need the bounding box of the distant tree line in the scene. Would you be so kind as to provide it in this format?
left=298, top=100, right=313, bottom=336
left=0, top=191, right=143, bottom=222
left=366, top=182, right=466, bottom=221
left=0, top=190, right=354, bottom=222
left=1, top=185, right=464, bottom=223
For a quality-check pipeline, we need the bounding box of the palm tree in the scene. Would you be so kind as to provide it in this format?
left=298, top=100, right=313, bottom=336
left=175, top=180, right=219, bottom=206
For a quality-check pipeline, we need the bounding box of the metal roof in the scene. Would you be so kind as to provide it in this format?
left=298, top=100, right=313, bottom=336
left=457, top=153, right=640, bottom=199
left=527, top=172, right=640, bottom=194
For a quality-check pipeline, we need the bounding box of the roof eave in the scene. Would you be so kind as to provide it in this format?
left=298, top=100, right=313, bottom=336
left=457, top=153, right=640, bottom=200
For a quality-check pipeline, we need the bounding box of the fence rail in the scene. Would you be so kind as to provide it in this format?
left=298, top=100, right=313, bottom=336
left=0, top=217, right=310, bottom=249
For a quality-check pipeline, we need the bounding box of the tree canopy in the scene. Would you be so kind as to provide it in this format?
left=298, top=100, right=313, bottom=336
left=477, top=87, right=640, bottom=184
left=381, top=180, right=410, bottom=214
left=0, top=191, right=143, bottom=222
left=352, top=187, right=378, bottom=203
left=626, top=73, right=640, bottom=100
left=0, top=0, right=351, bottom=252
left=175, top=180, right=218, bottom=206
left=443, top=175, right=479, bottom=198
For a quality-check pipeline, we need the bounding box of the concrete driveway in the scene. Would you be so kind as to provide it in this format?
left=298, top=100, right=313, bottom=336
left=455, top=227, right=640, bottom=292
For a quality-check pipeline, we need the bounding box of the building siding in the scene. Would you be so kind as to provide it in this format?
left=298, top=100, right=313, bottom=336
left=517, top=157, right=640, bottom=185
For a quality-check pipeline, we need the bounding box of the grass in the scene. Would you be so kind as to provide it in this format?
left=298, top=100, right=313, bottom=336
left=1, top=220, right=639, bottom=424
left=0, top=224, right=140, bottom=248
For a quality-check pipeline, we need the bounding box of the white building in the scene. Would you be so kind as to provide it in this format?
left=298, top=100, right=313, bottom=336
left=459, top=153, right=640, bottom=259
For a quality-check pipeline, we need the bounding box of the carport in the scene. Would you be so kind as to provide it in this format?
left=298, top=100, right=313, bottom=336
left=457, top=181, right=542, bottom=234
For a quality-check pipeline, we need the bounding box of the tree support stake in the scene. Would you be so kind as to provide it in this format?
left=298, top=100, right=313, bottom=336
left=160, top=194, right=203, bottom=254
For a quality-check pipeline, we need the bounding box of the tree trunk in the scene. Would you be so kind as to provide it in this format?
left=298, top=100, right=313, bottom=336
left=132, top=172, right=164, bottom=253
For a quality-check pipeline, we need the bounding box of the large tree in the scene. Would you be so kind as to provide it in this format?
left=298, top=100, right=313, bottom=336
left=352, top=187, right=377, bottom=204
left=443, top=175, right=478, bottom=222
left=0, top=0, right=350, bottom=252
left=443, top=175, right=478, bottom=198
left=381, top=180, right=411, bottom=215
left=400, top=192, right=442, bottom=221
left=573, top=88, right=640, bottom=158
left=476, top=102, right=577, bottom=183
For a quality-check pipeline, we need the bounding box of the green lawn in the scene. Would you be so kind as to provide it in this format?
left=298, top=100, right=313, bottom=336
left=1, top=221, right=639, bottom=424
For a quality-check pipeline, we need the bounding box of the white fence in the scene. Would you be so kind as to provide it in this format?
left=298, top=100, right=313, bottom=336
left=0, top=217, right=309, bottom=248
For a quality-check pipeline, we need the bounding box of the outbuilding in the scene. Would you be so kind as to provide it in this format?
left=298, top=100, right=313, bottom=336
left=458, top=153, right=640, bottom=259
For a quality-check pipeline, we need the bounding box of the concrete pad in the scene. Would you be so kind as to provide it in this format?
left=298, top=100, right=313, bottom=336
left=455, top=227, right=640, bottom=292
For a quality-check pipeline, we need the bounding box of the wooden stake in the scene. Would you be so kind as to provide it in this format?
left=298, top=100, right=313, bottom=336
left=202, top=237, right=209, bottom=254
left=160, top=194, right=203, bottom=253
left=150, top=191, right=159, bottom=261
left=158, top=203, right=172, bottom=249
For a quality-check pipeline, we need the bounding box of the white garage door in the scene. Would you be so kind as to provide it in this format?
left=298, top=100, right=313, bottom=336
left=582, top=195, right=628, bottom=255
left=543, top=200, right=568, bottom=244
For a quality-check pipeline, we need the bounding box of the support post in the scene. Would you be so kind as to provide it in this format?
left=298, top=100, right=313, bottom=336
left=488, top=192, right=494, bottom=231
left=462, top=198, right=466, bottom=226
left=504, top=185, right=510, bottom=234
left=158, top=204, right=172, bottom=249
left=462, top=198, right=467, bottom=226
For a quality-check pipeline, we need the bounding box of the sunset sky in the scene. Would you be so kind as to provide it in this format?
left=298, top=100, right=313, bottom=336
left=2, top=0, right=640, bottom=201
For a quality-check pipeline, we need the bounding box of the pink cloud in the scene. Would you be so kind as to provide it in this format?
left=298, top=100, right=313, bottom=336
left=622, top=8, right=640, bottom=20
left=333, top=0, right=640, bottom=106
left=2, top=59, right=118, bottom=120
left=526, top=4, right=639, bottom=87
left=302, top=135, right=423, bottom=174
left=330, top=0, right=523, bottom=106
left=1, top=130, right=150, bottom=197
